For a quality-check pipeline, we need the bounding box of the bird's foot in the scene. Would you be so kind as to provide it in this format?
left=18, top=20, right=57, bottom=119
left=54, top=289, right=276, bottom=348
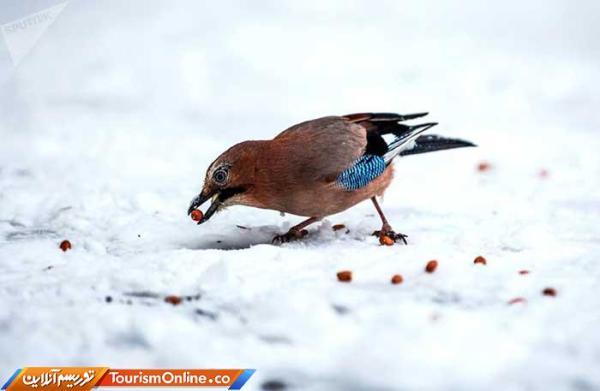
left=272, top=229, right=309, bottom=244
left=372, top=229, right=408, bottom=245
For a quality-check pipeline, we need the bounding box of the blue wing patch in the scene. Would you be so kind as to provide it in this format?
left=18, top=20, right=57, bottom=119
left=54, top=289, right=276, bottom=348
left=337, top=155, right=386, bottom=190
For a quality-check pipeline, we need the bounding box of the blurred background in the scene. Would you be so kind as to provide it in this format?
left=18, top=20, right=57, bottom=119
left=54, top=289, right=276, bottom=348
left=2, top=0, right=599, bottom=204
left=2, top=0, right=599, bottom=140
left=1, top=1, right=599, bottom=390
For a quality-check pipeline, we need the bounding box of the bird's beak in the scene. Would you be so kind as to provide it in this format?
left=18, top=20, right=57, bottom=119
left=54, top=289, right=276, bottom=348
left=187, top=191, right=221, bottom=225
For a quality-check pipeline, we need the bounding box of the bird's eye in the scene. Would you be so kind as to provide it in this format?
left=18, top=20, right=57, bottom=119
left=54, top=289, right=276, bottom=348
left=213, top=168, right=229, bottom=184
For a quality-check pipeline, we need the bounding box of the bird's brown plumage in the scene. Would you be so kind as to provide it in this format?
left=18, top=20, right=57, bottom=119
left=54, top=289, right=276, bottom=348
left=189, top=112, right=474, bottom=241
left=200, top=116, right=393, bottom=217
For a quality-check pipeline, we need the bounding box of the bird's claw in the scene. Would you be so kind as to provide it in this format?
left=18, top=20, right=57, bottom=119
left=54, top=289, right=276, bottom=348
left=372, top=230, right=408, bottom=245
left=272, top=229, right=308, bottom=244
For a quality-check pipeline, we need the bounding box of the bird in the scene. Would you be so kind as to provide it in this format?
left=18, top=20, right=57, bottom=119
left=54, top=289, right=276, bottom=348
left=187, top=112, right=475, bottom=244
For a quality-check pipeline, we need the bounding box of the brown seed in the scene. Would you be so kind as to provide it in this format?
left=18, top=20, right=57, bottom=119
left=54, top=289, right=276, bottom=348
left=542, top=287, right=557, bottom=297
left=59, top=240, right=72, bottom=252
left=165, top=295, right=183, bottom=305
left=477, top=161, right=492, bottom=172
left=473, top=256, right=487, bottom=265
left=518, top=270, right=530, bottom=275
left=190, top=209, right=203, bottom=222
left=425, top=260, right=438, bottom=273
left=337, top=270, right=352, bottom=282
left=379, top=235, right=394, bottom=246
left=391, top=274, right=403, bottom=284
left=508, top=297, right=527, bottom=305
left=332, top=224, right=346, bottom=231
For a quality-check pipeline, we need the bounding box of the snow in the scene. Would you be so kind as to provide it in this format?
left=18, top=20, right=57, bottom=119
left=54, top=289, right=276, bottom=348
left=1, top=1, right=600, bottom=390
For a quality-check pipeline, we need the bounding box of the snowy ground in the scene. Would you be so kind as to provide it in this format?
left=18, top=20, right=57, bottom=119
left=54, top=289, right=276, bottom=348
left=1, top=1, right=600, bottom=390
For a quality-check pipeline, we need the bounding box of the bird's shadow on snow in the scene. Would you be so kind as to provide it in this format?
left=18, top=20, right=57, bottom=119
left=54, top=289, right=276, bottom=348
left=180, top=223, right=363, bottom=250
left=183, top=235, right=272, bottom=250
left=181, top=224, right=281, bottom=250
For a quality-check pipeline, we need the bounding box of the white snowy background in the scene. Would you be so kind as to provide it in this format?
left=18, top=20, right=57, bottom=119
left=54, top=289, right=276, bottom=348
left=1, top=1, right=600, bottom=390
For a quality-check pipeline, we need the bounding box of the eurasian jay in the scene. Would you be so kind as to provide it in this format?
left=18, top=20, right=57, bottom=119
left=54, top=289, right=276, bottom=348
left=188, top=112, right=474, bottom=244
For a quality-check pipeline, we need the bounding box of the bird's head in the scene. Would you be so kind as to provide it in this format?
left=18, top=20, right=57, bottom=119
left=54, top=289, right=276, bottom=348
left=187, top=141, right=259, bottom=224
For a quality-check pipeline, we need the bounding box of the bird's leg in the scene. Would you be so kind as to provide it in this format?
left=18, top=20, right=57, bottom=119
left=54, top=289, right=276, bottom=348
left=370, top=197, right=408, bottom=244
left=272, top=217, right=320, bottom=244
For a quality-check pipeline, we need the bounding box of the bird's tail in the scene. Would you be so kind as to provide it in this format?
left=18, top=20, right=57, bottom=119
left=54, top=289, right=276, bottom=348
left=343, top=111, right=476, bottom=163
left=383, top=122, right=438, bottom=163
left=399, top=134, right=476, bottom=157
